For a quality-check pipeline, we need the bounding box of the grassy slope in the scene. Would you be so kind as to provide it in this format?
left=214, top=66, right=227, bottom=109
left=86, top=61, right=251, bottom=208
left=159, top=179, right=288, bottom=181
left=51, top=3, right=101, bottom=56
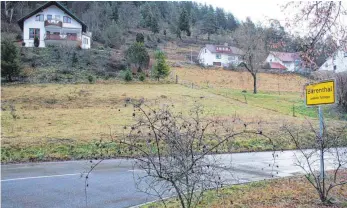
left=2, top=69, right=346, bottom=163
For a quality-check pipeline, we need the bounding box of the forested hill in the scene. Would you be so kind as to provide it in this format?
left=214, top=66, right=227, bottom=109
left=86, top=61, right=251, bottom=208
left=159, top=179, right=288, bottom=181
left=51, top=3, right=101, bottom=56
left=1, top=1, right=238, bottom=43
left=1, top=1, right=335, bottom=66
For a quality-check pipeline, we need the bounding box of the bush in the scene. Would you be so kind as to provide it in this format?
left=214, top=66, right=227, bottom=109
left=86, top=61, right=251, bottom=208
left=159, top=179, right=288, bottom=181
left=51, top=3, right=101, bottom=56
left=136, top=33, right=145, bottom=43
left=34, top=37, right=39, bottom=47
left=103, top=23, right=122, bottom=49
left=139, top=73, right=146, bottom=81
left=87, top=75, right=96, bottom=84
left=16, top=34, right=22, bottom=41
left=125, top=42, right=150, bottom=71
left=122, top=70, right=133, bottom=82
left=336, top=72, right=347, bottom=111
left=1, top=39, right=21, bottom=82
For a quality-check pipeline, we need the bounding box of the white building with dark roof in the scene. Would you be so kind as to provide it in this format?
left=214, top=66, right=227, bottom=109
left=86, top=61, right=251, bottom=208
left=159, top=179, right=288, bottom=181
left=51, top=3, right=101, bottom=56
left=17, top=1, right=92, bottom=49
left=318, top=49, right=347, bottom=73
left=198, top=44, right=244, bottom=67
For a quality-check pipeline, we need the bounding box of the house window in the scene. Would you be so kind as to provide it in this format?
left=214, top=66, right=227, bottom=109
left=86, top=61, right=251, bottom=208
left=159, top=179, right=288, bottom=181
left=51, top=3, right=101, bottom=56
left=55, top=15, right=60, bottom=20
left=83, top=38, right=88, bottom=44
left=333, top=65, right=337, bottom=71
left=344, top=52, right=347, bottom=57
left=47, top=15, right=52, bottom=20
left=35, top=14, right=44, bottom=21
left=216, top=54, right=221, bottom=59
left=29, top=28, right=40, bottom=39
left=63, top=16, right=71, bottom=23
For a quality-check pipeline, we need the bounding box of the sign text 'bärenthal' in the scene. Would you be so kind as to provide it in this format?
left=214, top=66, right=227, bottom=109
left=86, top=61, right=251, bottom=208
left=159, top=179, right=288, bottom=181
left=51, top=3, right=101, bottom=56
left=305, top=80, right=335, bottom=106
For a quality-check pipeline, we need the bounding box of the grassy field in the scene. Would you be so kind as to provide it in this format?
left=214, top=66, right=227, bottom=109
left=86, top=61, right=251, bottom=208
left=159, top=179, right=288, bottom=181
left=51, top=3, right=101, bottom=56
left=173, top=67, right=308, bottom=92
left=142, top=171, right=347, bottom=208
left=1, top=69, right=346, bottom=163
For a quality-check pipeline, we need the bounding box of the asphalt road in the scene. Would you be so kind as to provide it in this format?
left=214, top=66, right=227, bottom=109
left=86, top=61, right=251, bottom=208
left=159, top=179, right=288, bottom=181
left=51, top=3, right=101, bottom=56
left=1, top=150, right=343, bottom=208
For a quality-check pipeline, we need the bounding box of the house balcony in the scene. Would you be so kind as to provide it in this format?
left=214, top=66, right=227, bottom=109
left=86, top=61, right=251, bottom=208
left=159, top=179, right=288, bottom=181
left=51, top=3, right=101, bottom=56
left=44, top=34, right=81, bottom=47
left=44, top=20, right=62, bottom=28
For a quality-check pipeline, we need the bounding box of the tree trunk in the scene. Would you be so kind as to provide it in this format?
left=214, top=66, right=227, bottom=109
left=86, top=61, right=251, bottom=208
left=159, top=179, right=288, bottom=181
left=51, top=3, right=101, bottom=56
left=252, top=73, right=257, bottom=94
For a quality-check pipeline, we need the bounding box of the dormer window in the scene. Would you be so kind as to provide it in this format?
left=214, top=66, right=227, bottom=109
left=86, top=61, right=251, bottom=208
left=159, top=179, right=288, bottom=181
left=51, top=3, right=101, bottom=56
left=36, top=14, right=44, bottom=21
left=63, top=16, right=71, bottom=23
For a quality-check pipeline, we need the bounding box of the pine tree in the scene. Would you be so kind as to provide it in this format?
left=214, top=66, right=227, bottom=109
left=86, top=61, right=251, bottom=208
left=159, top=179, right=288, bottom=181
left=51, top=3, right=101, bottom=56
left=179, top=8, right=190, bottom=36
left=150, top=16, right=159, bottom=34
left=216, top=8, right=227, bottom=30
left=202, top=6, right=216, bottom=40
left=125, top=42, right=150, bottom=71
left=1, top=39, right=21, bottom=82
left=152, top=50, right=170, bottom=81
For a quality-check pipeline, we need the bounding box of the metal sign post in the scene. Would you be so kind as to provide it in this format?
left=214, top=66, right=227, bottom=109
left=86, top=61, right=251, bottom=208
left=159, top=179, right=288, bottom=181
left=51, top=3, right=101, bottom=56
left=305, top=79, right=336, bottom=181
left=318, top=106, right=324, bottom=180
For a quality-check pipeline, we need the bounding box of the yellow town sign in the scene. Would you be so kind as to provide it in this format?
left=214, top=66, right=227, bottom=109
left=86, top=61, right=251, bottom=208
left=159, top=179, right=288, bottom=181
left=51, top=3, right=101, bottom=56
left=305, top=80, right=336, bottom=106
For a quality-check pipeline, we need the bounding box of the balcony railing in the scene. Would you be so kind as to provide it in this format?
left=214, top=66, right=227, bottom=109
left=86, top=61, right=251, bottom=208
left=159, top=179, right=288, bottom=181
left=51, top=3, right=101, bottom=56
left=45, top=34, right=80, bottom=41
left=44, top=20, right=62, bottom=27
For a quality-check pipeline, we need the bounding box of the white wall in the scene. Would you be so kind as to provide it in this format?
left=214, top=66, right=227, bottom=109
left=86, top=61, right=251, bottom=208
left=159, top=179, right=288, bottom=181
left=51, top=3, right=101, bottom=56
left=23, top=5, right=83, bottom=48
left=319, top=50, right=347, bottom=73
left=198, top=47, right=240, bottom=67
left=81, top=35, right=91, bottom=49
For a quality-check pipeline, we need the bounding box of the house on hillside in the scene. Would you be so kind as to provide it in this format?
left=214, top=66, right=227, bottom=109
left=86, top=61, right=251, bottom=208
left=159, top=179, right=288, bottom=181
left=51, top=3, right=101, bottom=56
left=265, top=51, right=301, bottom=71
left=318, top=49, right=347, bottom=73
left=17, top=1, right=92, bottom=49
left=198, top=44, right=243, bottom=67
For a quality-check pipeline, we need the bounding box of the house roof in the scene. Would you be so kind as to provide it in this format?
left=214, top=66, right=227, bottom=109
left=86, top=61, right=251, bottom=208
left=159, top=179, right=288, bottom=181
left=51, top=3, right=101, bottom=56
left=269, top=62, right=287, bottom=70
left=270, top=51, right=300, bottom=62
left=205, top=44, right=244, bottom=55
left=17, top=1, right=87, bottom=32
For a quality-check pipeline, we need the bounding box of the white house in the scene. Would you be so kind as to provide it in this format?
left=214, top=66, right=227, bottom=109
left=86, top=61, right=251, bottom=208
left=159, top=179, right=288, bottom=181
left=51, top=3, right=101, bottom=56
left=265, top=51, right=301, bottom=71
left=17, top=1, right=91, bottom=49
left=198, top=44, right=243, bottom=67
left=318, top=49, right=347, bottom=73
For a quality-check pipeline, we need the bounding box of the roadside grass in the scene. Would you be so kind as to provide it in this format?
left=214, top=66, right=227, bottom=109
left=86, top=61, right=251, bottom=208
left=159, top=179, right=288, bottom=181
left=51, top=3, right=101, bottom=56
left=142, top=170, right=347, bottom=208
left=1, top=136, right=290, bottom=163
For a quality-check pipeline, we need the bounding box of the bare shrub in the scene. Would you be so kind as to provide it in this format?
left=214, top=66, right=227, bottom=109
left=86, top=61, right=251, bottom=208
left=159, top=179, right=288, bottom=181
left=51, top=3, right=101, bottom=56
left=282, top=120, right=347, bottom=203
left=118, top=102, right=269, bottom=208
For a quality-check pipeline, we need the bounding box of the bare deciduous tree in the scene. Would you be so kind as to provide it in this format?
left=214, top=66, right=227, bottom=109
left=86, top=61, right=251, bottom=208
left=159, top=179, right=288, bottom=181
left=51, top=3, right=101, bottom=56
left=283, top=2, right=347, bottom=69
left=116, top=102, right=267, bottom=208
left=282, top=120, right=347, bottom=203
left=233, top=19, right=268, bottom=94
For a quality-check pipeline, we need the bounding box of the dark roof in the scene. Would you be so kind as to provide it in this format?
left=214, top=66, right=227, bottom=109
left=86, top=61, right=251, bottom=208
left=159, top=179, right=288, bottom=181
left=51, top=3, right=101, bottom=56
left=17, top=1, right=87, bottom=32
left=205, top=44, right=244, bottom=55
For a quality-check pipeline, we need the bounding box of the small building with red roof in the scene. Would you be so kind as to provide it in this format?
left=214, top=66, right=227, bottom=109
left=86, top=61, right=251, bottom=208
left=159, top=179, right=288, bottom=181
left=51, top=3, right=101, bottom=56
left=265, top=51, right=302, bottom=71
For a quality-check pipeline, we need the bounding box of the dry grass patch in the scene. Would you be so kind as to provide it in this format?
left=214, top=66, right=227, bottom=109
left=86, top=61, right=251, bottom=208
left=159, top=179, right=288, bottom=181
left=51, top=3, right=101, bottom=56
left=143, top=170, right=347, bottom=208
left=173, top=67, right=308, bottom=93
